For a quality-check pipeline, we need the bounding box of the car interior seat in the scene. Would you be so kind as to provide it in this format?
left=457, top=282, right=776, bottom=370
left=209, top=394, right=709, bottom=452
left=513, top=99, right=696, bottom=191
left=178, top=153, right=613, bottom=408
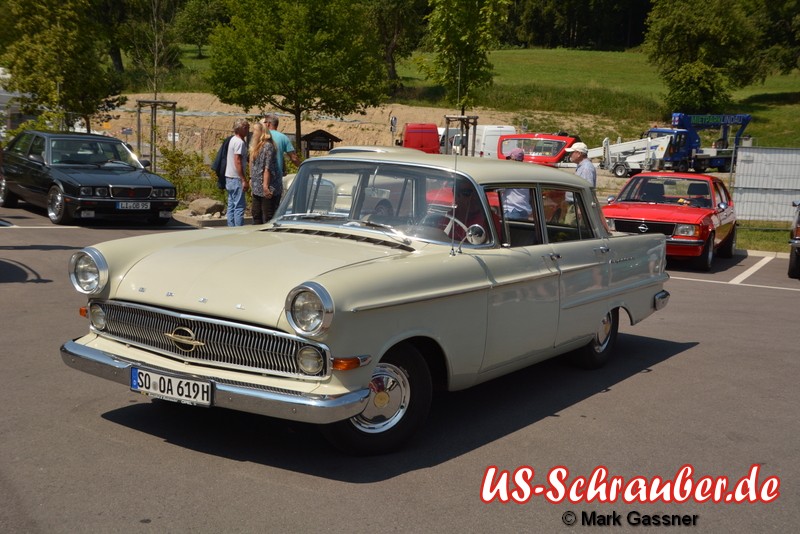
left=641, top=182, right=665, bottom=203
left=686, top=182, right=711, bottom=207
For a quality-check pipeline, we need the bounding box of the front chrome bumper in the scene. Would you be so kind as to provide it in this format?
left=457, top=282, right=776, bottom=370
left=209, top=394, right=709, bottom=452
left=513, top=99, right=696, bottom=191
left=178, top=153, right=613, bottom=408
left=60, top=340, right=370, bottom=424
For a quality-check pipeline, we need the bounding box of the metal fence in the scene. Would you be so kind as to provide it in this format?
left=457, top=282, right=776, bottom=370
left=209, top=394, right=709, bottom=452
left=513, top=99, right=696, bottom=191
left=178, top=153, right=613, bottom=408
left=732, top=146, right=800, bottom=226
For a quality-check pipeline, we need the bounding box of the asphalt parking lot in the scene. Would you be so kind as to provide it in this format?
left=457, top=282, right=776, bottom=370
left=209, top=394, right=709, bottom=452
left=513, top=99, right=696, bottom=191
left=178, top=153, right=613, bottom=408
left=1, top=204, right=797, bottom=533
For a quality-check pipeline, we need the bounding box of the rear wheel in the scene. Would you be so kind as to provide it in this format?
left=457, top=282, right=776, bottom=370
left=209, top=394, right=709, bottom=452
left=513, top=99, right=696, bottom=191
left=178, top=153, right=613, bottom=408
left=572, top=309, right=619, bottom=369
left=718, top=226, right=736, bottom=258
left=321, top=343, right=432, bottom=455
left=693, top=233, right=715, bottom=271
left=0, top=178, right=19, bottom=208
left=47, top=186, right=73, bottom=225
left=788, top=249, right=800, bottom=279
left=613, top=164, right=628, bottom=178
left=676, top=160, right=689, bottom=173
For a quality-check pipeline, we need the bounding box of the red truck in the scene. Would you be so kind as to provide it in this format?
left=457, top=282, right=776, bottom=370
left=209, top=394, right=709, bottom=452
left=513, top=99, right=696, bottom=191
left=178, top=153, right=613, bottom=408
left=400, top=123, right=440, bottom=154
left=497, top=133, right=581, bottom=166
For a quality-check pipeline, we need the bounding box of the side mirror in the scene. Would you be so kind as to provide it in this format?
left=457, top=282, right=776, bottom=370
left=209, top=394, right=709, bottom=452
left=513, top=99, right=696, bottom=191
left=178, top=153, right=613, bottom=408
left=606, top=195, right=616, bottom=204
left=29, top=153, right=44, bottom=164
left=466, top=224, right=487, bottom=245
left=717, top=202, right=728, bottom=211
left=139, top=159, right=151, bottom=168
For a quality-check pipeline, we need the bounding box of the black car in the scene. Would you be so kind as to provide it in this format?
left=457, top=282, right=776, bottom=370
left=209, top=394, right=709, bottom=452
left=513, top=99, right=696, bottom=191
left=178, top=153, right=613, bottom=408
left=790, top=200, right=800, bottom=279
left=0, top=130, right=177, bottom=225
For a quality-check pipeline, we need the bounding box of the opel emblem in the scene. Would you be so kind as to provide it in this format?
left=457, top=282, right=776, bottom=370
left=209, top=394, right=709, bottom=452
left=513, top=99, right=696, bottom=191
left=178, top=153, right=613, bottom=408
left=164, top=326, right=205, bottom=352
left=638, top=223, right=649, bottom=233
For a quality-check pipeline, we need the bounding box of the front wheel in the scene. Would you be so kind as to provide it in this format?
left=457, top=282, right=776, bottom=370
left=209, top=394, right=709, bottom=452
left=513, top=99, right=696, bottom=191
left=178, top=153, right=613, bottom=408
left=321, top=343, right=432, bottom=455
left=47, top=186, right=73, bottom=225
left=613, top=164, right=628, bottom=178
left=693, top=233, right=715, bottom=271
left=572, top=309, right=619, bottom=369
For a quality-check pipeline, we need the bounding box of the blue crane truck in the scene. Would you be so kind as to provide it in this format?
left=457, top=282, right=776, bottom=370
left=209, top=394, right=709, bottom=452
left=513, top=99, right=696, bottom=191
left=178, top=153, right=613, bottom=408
left=647, top=113, right=751, bottom=173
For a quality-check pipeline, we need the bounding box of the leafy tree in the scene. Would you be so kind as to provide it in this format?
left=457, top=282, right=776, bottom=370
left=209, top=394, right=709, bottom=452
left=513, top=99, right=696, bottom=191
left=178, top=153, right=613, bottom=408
left=514, top=0, right=649, bottom=50
left=644, top=0, right=769, bottom=113
left=1, top=0, right=125, bottom=132
left=748, top=0, right=800, bottom=74
left=119, top=0, right=184, bottom=98
left=208, top=0, right=387, bottom=144
left=363, top=0, right=428, bottom=94
left=416, top=0, right=510, bottom=114
left=174, top=0, right=227, bottom=58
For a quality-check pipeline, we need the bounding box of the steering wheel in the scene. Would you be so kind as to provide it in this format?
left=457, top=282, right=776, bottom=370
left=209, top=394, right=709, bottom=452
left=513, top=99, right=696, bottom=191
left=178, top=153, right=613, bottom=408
left=419, top=212, right=469, bottom=237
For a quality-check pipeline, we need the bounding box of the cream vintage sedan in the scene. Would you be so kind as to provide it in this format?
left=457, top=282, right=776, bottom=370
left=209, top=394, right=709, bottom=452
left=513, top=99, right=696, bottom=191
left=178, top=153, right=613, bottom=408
left=62, top=152, right=670, bottom=454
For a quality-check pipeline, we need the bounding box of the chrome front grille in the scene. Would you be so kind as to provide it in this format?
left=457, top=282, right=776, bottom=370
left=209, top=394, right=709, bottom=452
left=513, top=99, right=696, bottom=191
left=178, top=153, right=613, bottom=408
left=111, top=186, right=151, bottom=199
left=93, top=300, right=329, bottom=379
left=613, top=219, right=677, bottom=236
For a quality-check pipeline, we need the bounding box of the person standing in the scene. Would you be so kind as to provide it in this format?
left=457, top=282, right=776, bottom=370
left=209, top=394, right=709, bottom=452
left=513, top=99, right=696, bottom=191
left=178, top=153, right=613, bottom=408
left=248, top=122, right=280, bottom=224
left=565, top=142, right=596, bottom=188
left=225, top=118, right=250, bottom=226
left=261, top=114, right=300, bottom=179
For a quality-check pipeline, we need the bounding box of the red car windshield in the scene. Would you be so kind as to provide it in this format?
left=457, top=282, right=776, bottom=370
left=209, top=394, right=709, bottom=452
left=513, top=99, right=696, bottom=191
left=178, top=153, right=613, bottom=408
left=618, top=176, right=712, bottom=207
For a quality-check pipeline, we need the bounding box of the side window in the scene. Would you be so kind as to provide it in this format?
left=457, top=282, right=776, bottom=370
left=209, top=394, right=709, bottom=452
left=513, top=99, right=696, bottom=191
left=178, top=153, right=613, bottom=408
left=8, top=133, right=34, bottom=156
left=541, top=188, right=595, bottom=242
left=30, top=136, right=46, bottom=160
left=714, top=182, right=729, bottom=205
left=495, top=187, right=541, bottom=247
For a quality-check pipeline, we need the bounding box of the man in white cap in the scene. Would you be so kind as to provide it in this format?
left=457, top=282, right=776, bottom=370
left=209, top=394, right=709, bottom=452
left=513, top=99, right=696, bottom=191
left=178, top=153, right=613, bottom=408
left=565, top=142, right=596, bottom=188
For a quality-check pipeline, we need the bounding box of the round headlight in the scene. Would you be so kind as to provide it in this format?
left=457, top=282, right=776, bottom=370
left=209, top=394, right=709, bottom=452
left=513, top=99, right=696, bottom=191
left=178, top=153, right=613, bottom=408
left=69, top=248, right=109, bottom=295
left=285, top=283, right=333, bottom=337
left=296, top=346, right=325, bottom=375
left=89, top=303, right=107, bottom=330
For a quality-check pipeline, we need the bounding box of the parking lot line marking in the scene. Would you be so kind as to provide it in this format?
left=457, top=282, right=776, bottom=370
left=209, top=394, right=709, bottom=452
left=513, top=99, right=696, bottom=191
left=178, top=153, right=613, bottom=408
left=670, top=275, right=800, bottom=293
left=729, top=256, right=773, bottom=285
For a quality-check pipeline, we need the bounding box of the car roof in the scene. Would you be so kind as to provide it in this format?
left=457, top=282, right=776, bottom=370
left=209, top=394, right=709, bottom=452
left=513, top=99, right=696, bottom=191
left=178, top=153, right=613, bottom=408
left=328, top=145, right=423, bottom=154
left=19, top=130, right=119, bottom=142
left=311, top=151, right=590, bottom=189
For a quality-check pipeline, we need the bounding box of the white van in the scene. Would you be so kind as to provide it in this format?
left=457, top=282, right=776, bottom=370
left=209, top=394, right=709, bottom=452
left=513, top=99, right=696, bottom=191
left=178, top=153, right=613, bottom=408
left=473, top=125, right=516, bottom=158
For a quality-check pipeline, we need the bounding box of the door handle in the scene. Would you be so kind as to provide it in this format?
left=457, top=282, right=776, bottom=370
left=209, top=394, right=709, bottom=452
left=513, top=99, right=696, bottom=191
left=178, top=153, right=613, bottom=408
left=549, top=252, right=561, bottom=260
left=595, top=246, right=610, bottom=254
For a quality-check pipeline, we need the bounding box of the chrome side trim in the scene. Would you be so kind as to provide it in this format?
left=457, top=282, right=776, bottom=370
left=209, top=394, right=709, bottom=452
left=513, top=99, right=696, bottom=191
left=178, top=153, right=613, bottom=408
left=60, top=340, right=369, bottom=425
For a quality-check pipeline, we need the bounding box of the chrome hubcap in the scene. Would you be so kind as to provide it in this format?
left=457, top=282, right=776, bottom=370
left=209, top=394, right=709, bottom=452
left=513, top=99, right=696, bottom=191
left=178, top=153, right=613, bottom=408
left=593, top=312, right=613, bottom=353
left=350, top=362, right=410, bottom=434
left=48, top=190, right=63, bottom=219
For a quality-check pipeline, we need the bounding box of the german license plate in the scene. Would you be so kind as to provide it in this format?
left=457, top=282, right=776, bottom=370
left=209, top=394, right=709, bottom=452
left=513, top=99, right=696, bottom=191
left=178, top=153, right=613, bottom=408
left=131, top=367, right=211, bottom=406
left=117, top=201, right=150, bottom=210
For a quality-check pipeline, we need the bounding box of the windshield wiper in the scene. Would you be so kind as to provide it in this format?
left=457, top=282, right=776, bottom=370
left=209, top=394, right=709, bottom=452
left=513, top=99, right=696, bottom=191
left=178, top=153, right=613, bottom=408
left=102, top=159, right=138, bottom=168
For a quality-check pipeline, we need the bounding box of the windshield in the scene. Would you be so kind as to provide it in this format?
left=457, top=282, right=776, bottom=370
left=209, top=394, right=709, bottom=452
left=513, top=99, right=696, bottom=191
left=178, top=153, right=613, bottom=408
left=50, top=138, right=143, bottom=167
left=500, top=138, right=565, bottom=158
left=618, top=176, right=713, bottom=207
left=275, top=160, right=494, bottom=245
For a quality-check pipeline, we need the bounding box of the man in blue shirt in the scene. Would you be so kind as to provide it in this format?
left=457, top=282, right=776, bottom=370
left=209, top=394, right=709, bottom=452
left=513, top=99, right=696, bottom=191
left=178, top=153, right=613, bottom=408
left=565, top=142, right=596, bottom=188
left=261, top=114, right=300, bottom=178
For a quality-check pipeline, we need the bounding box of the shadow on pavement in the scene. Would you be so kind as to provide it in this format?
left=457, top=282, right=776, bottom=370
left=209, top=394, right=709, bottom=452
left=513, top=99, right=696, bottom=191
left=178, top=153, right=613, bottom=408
left=102, top=333, right=696, bottom=482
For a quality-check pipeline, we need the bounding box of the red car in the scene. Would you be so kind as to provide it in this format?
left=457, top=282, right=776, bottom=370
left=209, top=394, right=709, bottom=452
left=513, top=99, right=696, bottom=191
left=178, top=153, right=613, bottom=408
left=497, top=133, right=580, bottom=166
left=602, top=173, right=736, bottom=270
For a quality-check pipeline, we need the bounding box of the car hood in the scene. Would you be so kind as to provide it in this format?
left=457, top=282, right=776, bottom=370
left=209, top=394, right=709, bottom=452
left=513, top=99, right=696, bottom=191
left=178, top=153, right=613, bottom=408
left=602, top=202, right=713, bottom=224
left=53, top=166, right=173, bottom=187
left=104, top=226, right=413, bottom=326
